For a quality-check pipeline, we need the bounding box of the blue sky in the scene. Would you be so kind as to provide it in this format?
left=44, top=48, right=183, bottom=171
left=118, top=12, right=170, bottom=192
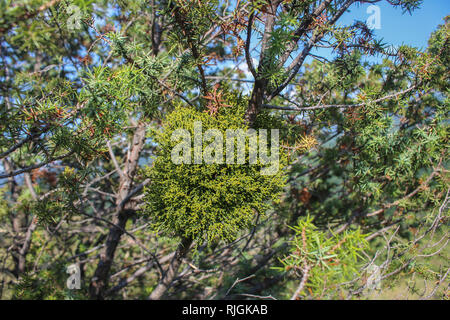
left=239, top=1, right=449, bottom=72
left=341, top=1, right=449, bottom=49
left=235, top=1, right=449, bottom=93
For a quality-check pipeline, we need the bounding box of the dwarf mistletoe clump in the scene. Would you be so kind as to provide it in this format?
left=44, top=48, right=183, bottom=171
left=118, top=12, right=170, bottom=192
left=143, top=93, right=287, bottom=244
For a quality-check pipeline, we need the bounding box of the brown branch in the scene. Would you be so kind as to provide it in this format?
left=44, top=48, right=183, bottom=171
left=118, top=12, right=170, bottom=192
left=333, top=163, right=441, bottom=236
left=149, top=236, right=193, bottom=300
left=89, top=123, right=147, bottom=299
left=291, top=264, right=311, bottom=300
left=245, top=12, right=257, bottom=78
left=0, top=152, right=73, bottom=179
left=278, top=0, right=333, bottom=67
left=263, top=84, right=418, bottom=112
left=269, top=0, right=355, bottom=100
left=245, top=0, right=282, bottom=126
left=106, top=252, right=175, bottom=297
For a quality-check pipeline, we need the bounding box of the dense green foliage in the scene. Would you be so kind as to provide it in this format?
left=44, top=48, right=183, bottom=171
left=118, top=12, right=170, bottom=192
left=143, top=98, right=287, bottom=243
left=276, top=216, right=368, bottom=299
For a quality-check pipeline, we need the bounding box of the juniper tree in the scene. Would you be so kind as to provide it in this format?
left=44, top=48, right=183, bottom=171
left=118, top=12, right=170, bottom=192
left=0, top=0, right=448, bottom=300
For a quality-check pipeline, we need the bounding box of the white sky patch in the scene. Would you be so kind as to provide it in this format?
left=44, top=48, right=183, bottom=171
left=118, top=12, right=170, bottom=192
left=236, top=58, right=257, bottom=95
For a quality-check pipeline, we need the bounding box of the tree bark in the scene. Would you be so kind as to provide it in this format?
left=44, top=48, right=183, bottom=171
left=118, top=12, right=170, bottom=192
left=245, top=78, right=267, bottom=126
left=89, top=122, right=147, bottom=299
left=149, top=236, right=193, bottom=300
left=244, top=1, right=280, bottom=126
